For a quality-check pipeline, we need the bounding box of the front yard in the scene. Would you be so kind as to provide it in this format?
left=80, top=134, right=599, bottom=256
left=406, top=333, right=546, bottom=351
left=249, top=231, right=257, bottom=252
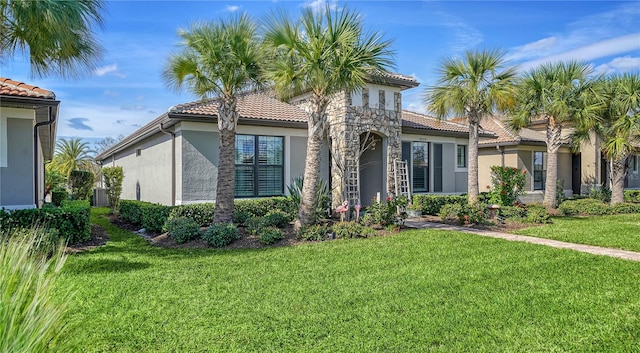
left=515, top=213, right=640, bottom=252
left=53, top=208, right=640, bottom=352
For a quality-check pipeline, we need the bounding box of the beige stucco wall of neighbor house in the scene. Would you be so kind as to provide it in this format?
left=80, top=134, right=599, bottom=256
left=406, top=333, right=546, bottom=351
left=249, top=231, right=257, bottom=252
left=478, top=147, right=518, bottom=192
left=0, top=108, right=36, bottom=209
left=580, top=136, right=601, bottom=192
left=557, top=151, right=572, bottom=194
left=110, top=132, right=173, bottom=205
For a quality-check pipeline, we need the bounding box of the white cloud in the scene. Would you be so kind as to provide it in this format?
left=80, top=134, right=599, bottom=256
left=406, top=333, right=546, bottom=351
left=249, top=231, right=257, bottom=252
left=103, top=89, right=119, bottom=97
left=303, top=0, right=337, bottom=13
left=225, top=5, right=240, bottom=12
left=594, top=56, right=640, bottom=75
left=93, top=63, right=126, bottom=78
left=432, top=10, right=483, bottom=53
left=519, top=33, right=640, bottom=71
left=508, top=37, right=558, bottom=61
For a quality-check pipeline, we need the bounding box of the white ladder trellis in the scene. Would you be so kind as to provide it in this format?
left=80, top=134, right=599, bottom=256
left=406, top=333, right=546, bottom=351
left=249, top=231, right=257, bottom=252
left=344, top=157, right=360, bottom=210
left=394, top=159, right=411, bottom=211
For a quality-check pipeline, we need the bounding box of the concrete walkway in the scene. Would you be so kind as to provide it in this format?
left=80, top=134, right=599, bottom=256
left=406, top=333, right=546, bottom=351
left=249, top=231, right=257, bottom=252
left=404, top=219, right=640, bottom=262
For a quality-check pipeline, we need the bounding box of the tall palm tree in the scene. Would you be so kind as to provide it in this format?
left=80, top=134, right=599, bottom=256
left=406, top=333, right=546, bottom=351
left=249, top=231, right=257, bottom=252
left=262, top=5, right=394, bottom=229
left=49, top=137, right=95, bottom=177
left=424, top=49, right=518, bottom=204
left=163, top=14, right=262, bottom=223
left=510, top=61, right=598, bottom=208
left=575, top=73, right=640, bottom=205
left=0, top=0, right=105, bottom=78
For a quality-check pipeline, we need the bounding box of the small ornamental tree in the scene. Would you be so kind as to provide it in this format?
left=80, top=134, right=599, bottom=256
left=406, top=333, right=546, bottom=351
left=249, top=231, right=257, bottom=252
left=489, top=166, right=526, bottom=206
left=69, top=170, right=94, bottom=200
left=102, top=166, right=124, bottom=214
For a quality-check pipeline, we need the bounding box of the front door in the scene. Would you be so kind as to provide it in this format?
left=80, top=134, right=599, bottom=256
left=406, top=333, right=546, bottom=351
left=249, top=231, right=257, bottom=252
left=572, top=153, right=581, bottom=195
left=359, top=133, right=384, bottom=206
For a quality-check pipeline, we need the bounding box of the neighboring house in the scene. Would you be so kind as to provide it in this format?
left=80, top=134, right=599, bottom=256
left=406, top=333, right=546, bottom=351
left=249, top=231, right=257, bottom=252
left=96, top=75, right=481, bottom=207
left=0, top=78, right=59, bottom=209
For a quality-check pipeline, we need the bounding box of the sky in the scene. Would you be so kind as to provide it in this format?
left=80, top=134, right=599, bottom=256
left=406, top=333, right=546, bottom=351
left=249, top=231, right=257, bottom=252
left=1, top=0, right=639, bottom=149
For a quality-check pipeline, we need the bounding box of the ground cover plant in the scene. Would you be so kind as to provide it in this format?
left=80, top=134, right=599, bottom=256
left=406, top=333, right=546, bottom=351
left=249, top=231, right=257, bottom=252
left=515, top=213, right=640, bottom=252
left=50, top=208, right=640, bottom=352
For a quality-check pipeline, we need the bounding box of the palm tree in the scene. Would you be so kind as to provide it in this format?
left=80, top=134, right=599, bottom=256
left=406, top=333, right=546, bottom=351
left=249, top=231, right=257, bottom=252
left=574, top=73, right=640, bottom=205
left=49, top=137, right=95, bottom=177
left=0, top=0, right=105, bottom=78
left=424, top=49, right=518, bottom=204
left=510, top=61, right=598, bottom=208
left=262, top=5, right=394, bottom=229
left=163, top=14, right=262, bottom=223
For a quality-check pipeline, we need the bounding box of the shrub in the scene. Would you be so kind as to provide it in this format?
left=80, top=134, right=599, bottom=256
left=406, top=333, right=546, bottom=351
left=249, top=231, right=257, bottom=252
left=332, top=221, right=375, bottom=239
left=558, top=199, right=610, bottom=216
left=610, top=203, right=640, bottom=214
left=488, top=166, right=527, bottom=206
left=525, top=204, right=551, bottom=224
left=287, top=176, right=331, bottom=221
left=499, top=205, right=527, bottom=221
left=297, top=224, right=330, bottom=241
left=69, top=170, right=94, bottom=201
left=413, top=194, right=466, bottom=215
left=263, top=209, right=291, bottom=228
left=244, top=217, right=265, bottom=235
left=0, top=228, right=73, bottom=352
left=232, top=209, right=252, bottom=225
left=365, top=196, right=407, bottom=227
left=169, top=203, right=215, bottom=227
left=103, top=166, right=124, bottom=214
left=624, top=190, right=640, bottom=203
left=438, top=203, right=489, bottom=225
left=234, top=197, right=296, bottom=222
left=51, top=188, right=68, bottom=207
left=439, top=203, right=464, bottom=223
left=202, top=223, right=239, bottom=248
left=141, top=204, right=173, bottom=233
left=258, top=227, right=284, bottom=245
left=588, top=185, right=611, bottom=203
left=119, top=200, right=147, bottom=225
left=163, top=217, right=200, bottom=244
left=0, top=201, right=90, bottom=244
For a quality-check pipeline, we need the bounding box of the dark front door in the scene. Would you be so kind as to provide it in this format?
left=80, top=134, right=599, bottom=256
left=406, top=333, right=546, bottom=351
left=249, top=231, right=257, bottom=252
left=572, top=153, right=581, bottom=195
left=433, top=143, right=443, bottom=192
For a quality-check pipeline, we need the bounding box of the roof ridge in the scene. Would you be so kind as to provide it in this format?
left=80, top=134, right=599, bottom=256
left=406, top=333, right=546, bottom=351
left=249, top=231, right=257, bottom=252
left=486, top=114, right=516, bottom=139
left=0, top=77, right=55, bottom=99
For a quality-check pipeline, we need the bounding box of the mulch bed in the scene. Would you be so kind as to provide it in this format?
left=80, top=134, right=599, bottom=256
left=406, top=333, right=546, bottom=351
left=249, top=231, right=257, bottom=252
left=417, top=214, right=542, bottom=232
left=65, top=225, right=110, bottom=254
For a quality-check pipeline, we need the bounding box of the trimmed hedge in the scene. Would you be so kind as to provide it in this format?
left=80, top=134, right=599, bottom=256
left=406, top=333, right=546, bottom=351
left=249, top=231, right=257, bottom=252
left=140, top=204, right=173, bottom=233
left=624, top=190, right=640, bottom=203
left=234, top=197, right=296, bottom=222
left=168, top=203, right=215, bottom=227
left=0, top=200, right=90, bottom=244
left=558, top=199, right=640, bottom=216
left=119, top=200, right=147, bottom=225
left=413, top=194, right=467, bottom=215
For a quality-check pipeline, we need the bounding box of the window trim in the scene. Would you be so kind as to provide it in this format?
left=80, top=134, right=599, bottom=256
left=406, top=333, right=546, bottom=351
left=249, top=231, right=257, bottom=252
left=533, top=151, right=545, bottom=190
left=411, top=141, right=430, bottom=193
left=455, top=144, right=468, bottom=171
left=632, top=155, right=638, bottom=174
left=234, top=134, right=284, bottom=198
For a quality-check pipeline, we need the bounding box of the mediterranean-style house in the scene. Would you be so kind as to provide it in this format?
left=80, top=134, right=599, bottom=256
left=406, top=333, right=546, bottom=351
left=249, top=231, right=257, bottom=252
left=0, top=78, right=59, bottom=210
left=97, top=74, right=488, bottom=207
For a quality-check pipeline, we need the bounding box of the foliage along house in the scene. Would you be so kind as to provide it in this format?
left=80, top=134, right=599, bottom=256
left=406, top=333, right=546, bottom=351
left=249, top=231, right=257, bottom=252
left=0, top=78, right=59, bottom=210
left=96, top=74, right=486, bottom=208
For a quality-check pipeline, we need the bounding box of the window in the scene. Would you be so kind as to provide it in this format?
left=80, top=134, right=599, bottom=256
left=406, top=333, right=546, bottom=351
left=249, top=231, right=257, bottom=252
left=456, top=145, right=467, bottom=168
left=632, top=155, right=638, bottom=173
left=135, top=148, right=141, bottom=157
left=235, top=135, right=284, bottom=197
left=412, top=142, right=429, bottom=192
left=533, top=151, right=545, bottom=190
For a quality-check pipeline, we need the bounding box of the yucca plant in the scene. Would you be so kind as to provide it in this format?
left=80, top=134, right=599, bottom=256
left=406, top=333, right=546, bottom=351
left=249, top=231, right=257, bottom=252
left=0, top=228, right=72, bottom=352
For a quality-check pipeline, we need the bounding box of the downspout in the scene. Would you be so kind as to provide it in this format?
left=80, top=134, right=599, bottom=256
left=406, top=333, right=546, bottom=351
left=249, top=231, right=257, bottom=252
left=159, top=123, right=176, bottom=206
left=497, top=145, right=505, bottom=167
left=33, top=106, right=56, bottom=207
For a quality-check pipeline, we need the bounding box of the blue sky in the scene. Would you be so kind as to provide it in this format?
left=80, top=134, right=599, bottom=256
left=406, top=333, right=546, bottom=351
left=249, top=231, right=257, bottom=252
left=2, top=0, right=639, bottom=148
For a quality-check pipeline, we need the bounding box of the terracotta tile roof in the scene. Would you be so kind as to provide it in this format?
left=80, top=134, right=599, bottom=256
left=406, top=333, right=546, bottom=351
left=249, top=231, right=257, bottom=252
left=0, top=77, right=55, bottom=99
left=170, top=93, right=307, bottom=123
left=478, top=115, right=552, bottom=146
left=402, top=110, right=495, bottom=136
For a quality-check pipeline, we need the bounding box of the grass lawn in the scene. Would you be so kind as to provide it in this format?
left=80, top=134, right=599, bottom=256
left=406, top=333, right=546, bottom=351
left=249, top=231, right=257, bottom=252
left=515, top=214, right=640, bottom=253
left=54, top=208, right=640, bottom=352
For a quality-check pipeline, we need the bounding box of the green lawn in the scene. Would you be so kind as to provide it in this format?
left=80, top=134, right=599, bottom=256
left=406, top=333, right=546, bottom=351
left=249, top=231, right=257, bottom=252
left=54, top=208, right=640, bottom=352
left=515, top=214, right=640, bottom=253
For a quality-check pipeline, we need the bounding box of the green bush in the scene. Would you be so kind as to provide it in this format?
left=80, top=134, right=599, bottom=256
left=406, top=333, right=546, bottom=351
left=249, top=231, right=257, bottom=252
left=244, top=217, right=264, bottom=235
left=558, top=199, right=610, bottom=216
left=263, top=209, right=291, bottom=228
left=438, top=203, right=488, bottom=225
left=488, top=166, right=527, bottom=206
left=413, top=194, right=466, bottom=215
left=1, top=228, right=74, bottom=352
left=624, top=190, right=640, bottom=203
left=141, top=204, right=173, bottom=233
left=499, top=205, right=527, bottom=221
left=69, top=170, right=94, bottom=201
left=103, top=166, right=124, bottom=214
left=588, top=185, right=611, bottom=203
left=332, top=221, right=375, bottom=239
left=0, top=201, right=90, bottom=244
left=234, top=197, right=296, bottom=224
left=51, top=188, right=68, bottom=207
left=119, top=200, right=147, bottom=225
left=169, top=203, right=216, bottom=227
left=439, top=203, right=464, bottom=223
left=297, top=224, right=330, bottom=241
left=258, top=227, right=284, bottom=245
left=610, top=203, right=640, bottom=214
left=163, top=217, right=201, bottom=244
left=364, top=196, right=407, bottom=227
left=202, top=223, right=239, bottom=248
left=525, top=204, right=551, bottom=224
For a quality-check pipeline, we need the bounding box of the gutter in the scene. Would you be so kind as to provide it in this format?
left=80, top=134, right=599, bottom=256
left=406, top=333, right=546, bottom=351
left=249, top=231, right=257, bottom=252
left=33, top=106, right=56, bottom=207
left=159, top=123, right=176, bottom=206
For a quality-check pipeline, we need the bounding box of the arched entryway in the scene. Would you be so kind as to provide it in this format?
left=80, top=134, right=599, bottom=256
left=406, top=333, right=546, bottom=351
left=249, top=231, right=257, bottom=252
left=359, top=132, right=384, bottom=207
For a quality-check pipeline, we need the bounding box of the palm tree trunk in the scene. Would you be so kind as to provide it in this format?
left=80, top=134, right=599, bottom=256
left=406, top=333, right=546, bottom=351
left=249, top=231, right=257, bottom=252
left=543, top=120, right=561, bottom=209
left=610, top=156, right=626, bottom=205
left=467, top=116, right=480, bottom=204
left=294, top=95, right=329, bottom=231
left=213, top=98, right=238, bottom=224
